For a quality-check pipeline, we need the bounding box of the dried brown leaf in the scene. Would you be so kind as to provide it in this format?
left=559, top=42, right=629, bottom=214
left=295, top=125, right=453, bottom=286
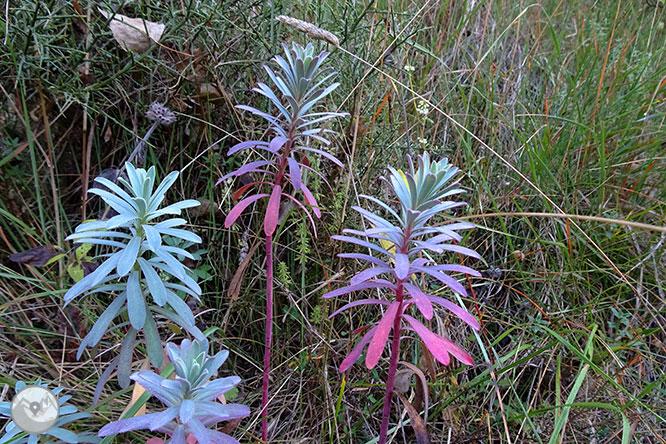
left=395, top=392, right=432, bottom=444
left=99, top=9, right=165, bottom=53
left=399, top=361, right=429, bottom=419
left=9, top=245, right=63, bottom=267
left=228, top=240, right=260, bottom=303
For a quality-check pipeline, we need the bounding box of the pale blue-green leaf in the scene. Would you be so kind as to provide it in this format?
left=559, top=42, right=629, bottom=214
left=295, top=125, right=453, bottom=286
left=138, top=258, right=167, bottom=306
left=88, top=188, right=137, bottom=216
left=93, top=177, right=137, bottom=208
left=106, top=213, right=138, bottom=229
left=164, top=291, right=196, bottom=326
left=143, top=311, right=163, bottom=367
left=126, top=271, right=146, bottom=329
left=63, top=253, right=121, bottom=304
left=143, top=224, right=161, bottom=251
left=117, top=236, right=141, bottom=277
left=117, top=328, right=137, bottom=388
left=125, top=163, right=143, bottom=197
left=160, top=245, right=195, bottom=260
left=67, top=230, right=132, bottom=241
left=77, top=291, right=127, bottom=358
left=158, top=228, right=201, bottom=244
left=147, top=200, right=200, bottom=220
left=148, top=171, right=179, bottom=212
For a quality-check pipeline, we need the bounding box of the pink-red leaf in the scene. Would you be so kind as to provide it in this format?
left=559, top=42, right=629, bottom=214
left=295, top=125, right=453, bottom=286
left=366, top=301, right=400, bottom=369
left=430, top=264, right=481, bottom=277
left=322, top=280, right=396, bottom=299
left=329, top=299, right=389, bottom=318
left=227, top=140, right=270, bottom=156
left=264, top=185, right=282, bottom=236
left=300, top=162, right=333, bottom=194
left=232, top=181, right=268, bottom=202
left=427, top=294, right=479, bottom=330
left=216, top=160, right=274, bottom=185
left=413, top=266, right=468, bottom=296
left=300, top=183, right=321, bottom=218
left=403, top=314, right=450, bottom=366
left=224, top=194, right=268, bottom=228
left=281, top=192, right=317, bottom=239
left=403, top=283, right=433, bottom=320
left=294, top=146, right=344, bottom=167
left=394, top=253, right=410, bottom=280
left=340, top=326, right=377, bottom=372
left=404, top=315, right=474, bottom=366
left=349, top=267, right=391, bottom=285
left=337, top=253, right=391, bottom=268
left=269, top=136, right=289, bottom=152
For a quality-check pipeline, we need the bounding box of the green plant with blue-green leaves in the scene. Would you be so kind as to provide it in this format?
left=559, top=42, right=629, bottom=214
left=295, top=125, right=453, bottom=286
left=98, top=338, right=249, bottom=444
left=64, top=163, right=204, bottom=390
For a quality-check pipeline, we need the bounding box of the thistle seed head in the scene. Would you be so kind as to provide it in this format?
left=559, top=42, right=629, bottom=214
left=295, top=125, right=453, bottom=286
left=146, top=102, right=176, bottom=126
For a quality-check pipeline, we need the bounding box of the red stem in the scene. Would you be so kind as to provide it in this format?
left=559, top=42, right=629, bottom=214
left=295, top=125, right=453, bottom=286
left=261, top=233, right=273, bottom=442
left=261, top=118, right=296, bottom=442
left=378, top=280, right=405, bottom=444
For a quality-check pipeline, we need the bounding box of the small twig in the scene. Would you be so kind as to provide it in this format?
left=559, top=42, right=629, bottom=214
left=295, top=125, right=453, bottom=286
left=458, top=211, right=666, bottom=234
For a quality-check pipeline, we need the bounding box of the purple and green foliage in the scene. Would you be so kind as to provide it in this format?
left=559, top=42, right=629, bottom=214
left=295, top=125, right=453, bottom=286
left=218, top=42, right=345, bottom=441
left=324, top=152, right=482, bottom=443
left=219, top=42, right=346, bottom=236
left=98, top=338, right=249, bottom=444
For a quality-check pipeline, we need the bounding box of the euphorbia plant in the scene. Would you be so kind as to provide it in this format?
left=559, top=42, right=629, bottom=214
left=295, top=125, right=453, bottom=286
left=218, top=42, right=345, bottom=440
left=64, top=163, right=203, bottom=395
left=324, top=153, right=481, bottom=443
left=99, top=338, right=250, bottom=444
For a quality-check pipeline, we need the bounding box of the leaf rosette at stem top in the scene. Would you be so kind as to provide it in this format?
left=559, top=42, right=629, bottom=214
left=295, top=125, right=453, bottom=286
left=324, top=152, right=483, bottom=371
left=98, top=338, right=250, bottom=444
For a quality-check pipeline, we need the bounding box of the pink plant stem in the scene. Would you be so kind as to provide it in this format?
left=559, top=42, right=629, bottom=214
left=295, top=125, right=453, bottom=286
left=262, top=233, right=273, bottom=442
left=378, top=280, right=405, bottom=444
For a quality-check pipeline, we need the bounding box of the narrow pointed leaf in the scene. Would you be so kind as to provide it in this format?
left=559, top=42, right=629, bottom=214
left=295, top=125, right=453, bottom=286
left=394, top=253, right=410, bottom=280
left=403, top=283, right=434, bottom=320
left=288, top=157, right=302, bottom=190
left=264, top=185, right=282, bottom=236
left=366, top=301, right=400, bottom=369
left=340, top=326, right=377, bottom=372
left=224, top=194, right=268, bottom=228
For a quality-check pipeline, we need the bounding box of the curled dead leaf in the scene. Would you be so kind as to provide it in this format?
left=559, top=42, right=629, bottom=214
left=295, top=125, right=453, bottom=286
left=398, top=361, right=430, bottom=423
left=394, top=392, right=432, bottom=444
left=228, top=241, right=260, bottom=303
left=9, top=245, right=64, bottom=267
left=394, top=369, right=413, bottom=394
left=99, top=9, right=165, bottom=53
left=197, top=83, right=223, bottom=99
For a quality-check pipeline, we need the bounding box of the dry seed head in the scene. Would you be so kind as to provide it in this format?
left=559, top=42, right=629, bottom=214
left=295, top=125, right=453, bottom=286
left=276, top=15, right=340, bottom=47
left=146, top=102, right=176, bottom=126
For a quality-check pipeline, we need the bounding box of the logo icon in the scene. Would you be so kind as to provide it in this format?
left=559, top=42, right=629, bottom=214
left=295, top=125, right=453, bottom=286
left=10, top=385, right=59, bottom=433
